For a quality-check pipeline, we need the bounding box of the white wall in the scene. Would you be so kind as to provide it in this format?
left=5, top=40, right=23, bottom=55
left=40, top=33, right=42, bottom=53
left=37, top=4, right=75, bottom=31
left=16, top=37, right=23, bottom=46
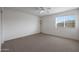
left=41, top=9, right=79, bottom=40
left=3, top=8, right=40, bottom=42
left=0, top=8, right=1, bottom=51
left=2, top=7, right=79, bottom=43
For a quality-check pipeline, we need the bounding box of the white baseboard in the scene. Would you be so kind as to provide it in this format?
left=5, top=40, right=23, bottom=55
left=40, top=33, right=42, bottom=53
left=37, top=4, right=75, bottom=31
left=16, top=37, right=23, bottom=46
left=4, top=32, right=40, bottom=42
left=41, top=32, right=79, bottom=41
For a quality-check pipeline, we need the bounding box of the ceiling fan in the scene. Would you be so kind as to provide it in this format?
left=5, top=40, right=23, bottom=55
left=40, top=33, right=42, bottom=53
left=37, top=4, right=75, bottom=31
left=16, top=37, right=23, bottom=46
left=37, top=7, right=51, bottom=14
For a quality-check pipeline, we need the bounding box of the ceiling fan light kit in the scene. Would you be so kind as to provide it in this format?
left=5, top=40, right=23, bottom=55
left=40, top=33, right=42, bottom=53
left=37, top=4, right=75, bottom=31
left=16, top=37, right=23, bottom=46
left=39, top=7, right=51, bottom=14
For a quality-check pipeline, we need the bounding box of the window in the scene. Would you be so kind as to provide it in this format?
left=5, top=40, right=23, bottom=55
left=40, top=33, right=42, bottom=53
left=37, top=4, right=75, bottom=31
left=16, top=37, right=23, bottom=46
left=56, top=16, right=75, bottom=28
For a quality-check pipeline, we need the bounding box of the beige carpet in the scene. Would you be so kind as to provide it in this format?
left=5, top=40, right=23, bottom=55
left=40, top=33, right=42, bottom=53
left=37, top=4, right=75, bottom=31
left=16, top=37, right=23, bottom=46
left=1, top=33, right=79, bottom=52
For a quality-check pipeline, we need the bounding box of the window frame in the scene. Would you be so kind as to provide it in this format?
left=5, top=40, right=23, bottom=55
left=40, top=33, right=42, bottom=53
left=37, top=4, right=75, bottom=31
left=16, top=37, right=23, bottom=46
left=55, top=15, right=76, bottom=28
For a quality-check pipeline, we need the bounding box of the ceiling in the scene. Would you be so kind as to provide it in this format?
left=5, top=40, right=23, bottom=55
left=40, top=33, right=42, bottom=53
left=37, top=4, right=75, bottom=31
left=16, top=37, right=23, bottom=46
left=5, top=7, right=78, bottom=16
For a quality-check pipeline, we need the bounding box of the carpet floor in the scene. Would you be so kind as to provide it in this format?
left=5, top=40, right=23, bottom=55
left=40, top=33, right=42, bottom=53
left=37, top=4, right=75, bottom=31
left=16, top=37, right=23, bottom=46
left=1, top=33, right=79, bottom=52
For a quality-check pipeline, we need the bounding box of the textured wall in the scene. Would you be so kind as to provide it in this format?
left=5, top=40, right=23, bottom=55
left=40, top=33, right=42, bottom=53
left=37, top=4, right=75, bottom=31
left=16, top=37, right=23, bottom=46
left=41, top=9, right=79, bottom=40
left=3, top=8, right=40, bottom=42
